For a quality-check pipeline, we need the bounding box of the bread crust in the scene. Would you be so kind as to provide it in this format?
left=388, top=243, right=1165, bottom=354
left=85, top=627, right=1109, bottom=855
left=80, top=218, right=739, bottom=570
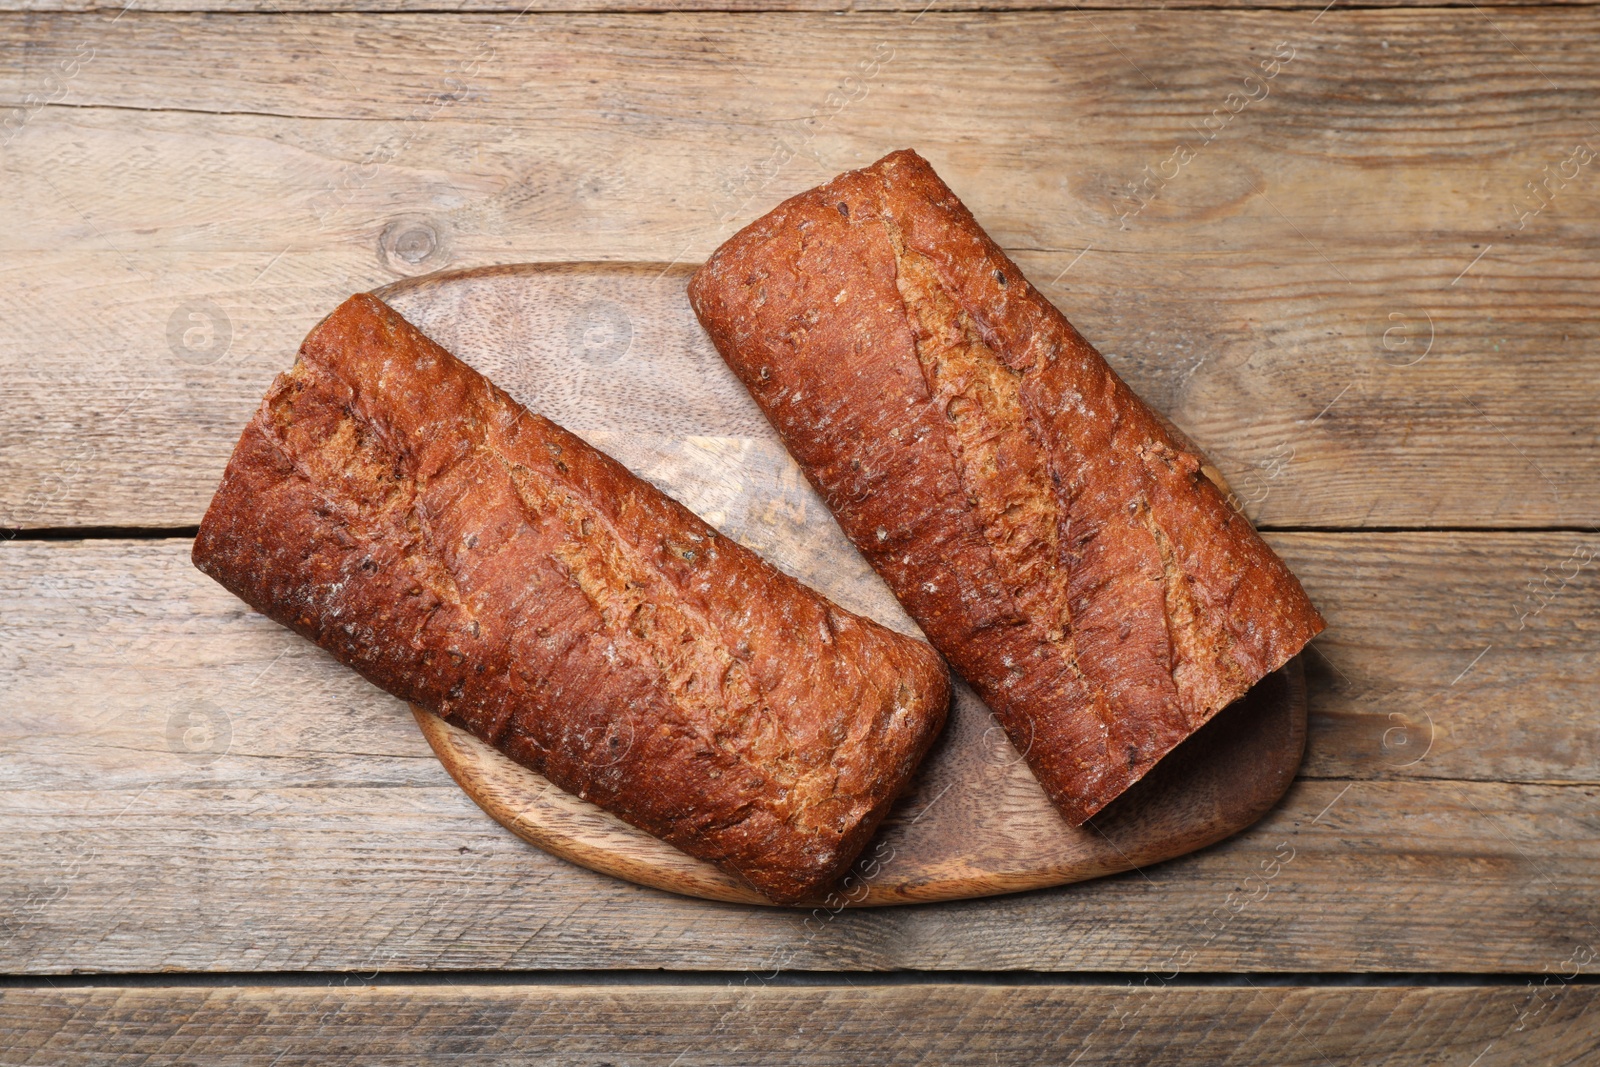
left=192, top=293, right=950, bottom=904
left=688, top=150, right=1324, bottom=824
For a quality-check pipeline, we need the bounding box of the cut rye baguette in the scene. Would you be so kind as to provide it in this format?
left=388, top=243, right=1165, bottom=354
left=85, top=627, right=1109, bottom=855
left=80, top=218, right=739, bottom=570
left=192, top=292, right=950, bottom=904
left=688, top=149, right=1324, bottom=824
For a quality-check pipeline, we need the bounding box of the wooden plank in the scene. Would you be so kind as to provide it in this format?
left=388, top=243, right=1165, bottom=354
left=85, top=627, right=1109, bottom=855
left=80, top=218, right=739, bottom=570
left=8, top=9, right=1599, bottom=128
left=3, top=11, right=1598, bottom=528
left=11, top=771, right=1594, bottom=974
left=1, top=984, right=1596, bottom=1064
left=8, top=531, right=1597, bottom=786
left=3, top=536, right=1597, bottom=973
left=3, top=0, right=1591, bottom=11
left=1276, top=533, right=1600, bottom=785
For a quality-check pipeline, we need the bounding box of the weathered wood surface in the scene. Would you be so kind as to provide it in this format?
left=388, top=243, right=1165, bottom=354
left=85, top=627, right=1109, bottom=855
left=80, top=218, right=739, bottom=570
left=3, top=536, right=1596, bottom=972
left=3, top=983, right=1597, bottom=1066
left=2, top=10, right=1597, bottom=1061
left=4, top=11, right=1598, bottom=529
left=9, top=775, right=1595, bottom=974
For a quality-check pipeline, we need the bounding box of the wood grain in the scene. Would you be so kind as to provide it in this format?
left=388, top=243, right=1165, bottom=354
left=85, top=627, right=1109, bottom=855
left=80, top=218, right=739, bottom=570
left=4, top=0, right=1590, bottom=10
left=3, top=984, right=1596, bottom=1065
left=3, top=11, right=1598, bottom=528
left=1282, top=533, right=1600, bottom=786
left=4, top=537, right=1598, bottom=972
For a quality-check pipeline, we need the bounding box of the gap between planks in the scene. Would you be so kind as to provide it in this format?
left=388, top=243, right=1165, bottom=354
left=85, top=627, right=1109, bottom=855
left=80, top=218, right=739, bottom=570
left=4, top=970, right=1600, bottom=988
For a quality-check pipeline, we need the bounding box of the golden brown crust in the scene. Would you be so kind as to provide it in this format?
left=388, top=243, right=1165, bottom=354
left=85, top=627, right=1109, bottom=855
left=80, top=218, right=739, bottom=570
left=192, top=293, right=950, bottom=904
left=688, top=149, right=1324, bottom=825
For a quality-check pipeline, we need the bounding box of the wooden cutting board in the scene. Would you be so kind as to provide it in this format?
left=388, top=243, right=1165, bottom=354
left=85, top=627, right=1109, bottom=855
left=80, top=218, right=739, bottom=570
left=376, top=263, right=1308, bottom=908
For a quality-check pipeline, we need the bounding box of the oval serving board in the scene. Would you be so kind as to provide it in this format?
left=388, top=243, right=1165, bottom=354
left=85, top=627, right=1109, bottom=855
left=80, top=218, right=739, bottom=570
left=376, top=263, right=1308, bottom=908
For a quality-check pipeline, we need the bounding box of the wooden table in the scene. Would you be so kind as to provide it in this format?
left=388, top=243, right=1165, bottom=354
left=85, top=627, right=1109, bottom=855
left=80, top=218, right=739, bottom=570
left=3, top=0, right=1597, bottom=1061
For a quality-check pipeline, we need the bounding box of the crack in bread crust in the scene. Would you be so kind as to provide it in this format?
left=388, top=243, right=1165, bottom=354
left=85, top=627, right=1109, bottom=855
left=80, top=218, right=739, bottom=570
left=879, top=199, right=1070, bottom=644
left=875, top=188, right=1122, bottom=764
left=489, top=449, right=819, bottom=811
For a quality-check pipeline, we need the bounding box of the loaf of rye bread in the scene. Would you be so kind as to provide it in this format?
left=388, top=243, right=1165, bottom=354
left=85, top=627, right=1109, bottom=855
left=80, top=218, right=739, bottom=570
left=191, top=293, right=950, bottom=904
left=688, top=149, right=1325, bottom=825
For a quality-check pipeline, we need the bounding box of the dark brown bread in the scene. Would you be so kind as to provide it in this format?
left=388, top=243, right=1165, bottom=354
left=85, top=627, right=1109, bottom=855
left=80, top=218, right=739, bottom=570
left=191, top=293, right=950, bottom=904
left=688, top=150, right=1325, bottom=825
